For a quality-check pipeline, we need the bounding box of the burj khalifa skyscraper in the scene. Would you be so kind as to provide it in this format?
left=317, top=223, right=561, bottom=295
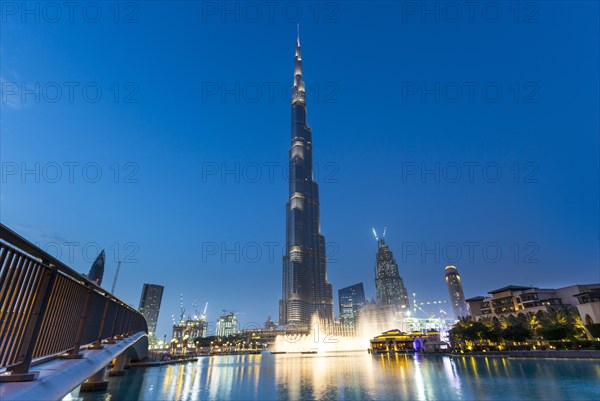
left=279, top=31, right=333, bottom=327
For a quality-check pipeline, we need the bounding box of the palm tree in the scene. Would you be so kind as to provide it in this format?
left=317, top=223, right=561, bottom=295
left=527, top=314, right=542, bottom=339
left=478, top=316, right=496, bottom=331
left=543, top=309, right=568, bottom=327
left=572, top=315, right=587, bottom=338
left=450, top=316, right=476, bottom=349
left=459, top=316, right=473, bottom=325
left=499, top=316, right=511, bottom=330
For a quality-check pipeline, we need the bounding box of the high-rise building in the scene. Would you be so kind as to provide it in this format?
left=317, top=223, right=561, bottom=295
left=139, top=283, right=164, bottom=337
left=216, top=312, right=238, bottom=337
left=88, top=249, right=105, bottom=286
left=338, top=283, right=366, bottom=326
left=444, top=266, right=468, bottom=318
left=374, top=238, right=410, bottom=310
left=279, top=31, right=333, bottom=327
left=172, top=318, right=207, bottom=342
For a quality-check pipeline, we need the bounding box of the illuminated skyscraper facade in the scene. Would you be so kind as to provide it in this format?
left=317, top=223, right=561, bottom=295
left=374, top=239, right=410, bottom=310
left=139, top=283, right=164, bottom=337
left=279, top=33, right=334, bottom=327
left=338, top=283, right=366, bottom=326
left=445, top=265, right=469, bottom=318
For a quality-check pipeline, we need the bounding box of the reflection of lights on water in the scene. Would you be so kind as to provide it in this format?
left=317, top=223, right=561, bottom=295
left=63, top=353, right=599, bottom=401
left=412, top=357, right=426, bottom=401
left=182, top=363, right=201, bottom=401
left=442, top=356, right=462, bottom=395
left=470, top=356, right=478, bottom=378
left=274, top=353, right=377, bottom=401
left=208, top=356, right=234, bottom=401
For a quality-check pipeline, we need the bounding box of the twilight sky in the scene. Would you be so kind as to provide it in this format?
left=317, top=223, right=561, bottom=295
left=1, top=1, right=598, bottom=339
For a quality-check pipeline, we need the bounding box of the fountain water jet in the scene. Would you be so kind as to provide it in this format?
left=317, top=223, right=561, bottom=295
left=272, top=311, right=401, bottom=353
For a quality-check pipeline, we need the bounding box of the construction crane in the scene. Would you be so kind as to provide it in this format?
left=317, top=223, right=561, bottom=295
left=179, top=293, right=185, bottom=321
left=220, top=309, right=244, bottom=316
left=201, top=302, right=208, bottom=320
left=110, top=260, right=122, bottom=294
left=192, top=298, right=199, bottom=319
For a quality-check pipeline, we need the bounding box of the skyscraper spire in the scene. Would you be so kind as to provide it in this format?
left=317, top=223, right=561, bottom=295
left=292, top=27, right=305, bottom=106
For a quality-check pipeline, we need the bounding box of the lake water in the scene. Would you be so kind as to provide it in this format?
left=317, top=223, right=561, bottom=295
left=64, top=352, right=600, bottom=401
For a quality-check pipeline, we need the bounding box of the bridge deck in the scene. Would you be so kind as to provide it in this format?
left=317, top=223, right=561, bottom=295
left=0, top=332, right=147, bottom=401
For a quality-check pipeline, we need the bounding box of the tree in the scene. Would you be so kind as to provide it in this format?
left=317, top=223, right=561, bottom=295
left=478, top=316, right=499, bottom=332
left=527, top=314, right=542, bottom=339
left=572, top=315, right=587, bottom=338
left=501, top=325, right=531, bottom=342
left=543, top=309, right=569, bottom=327
left=449, top=316, right=475, bottom=347
left=539, top=326, right=570, bottom=341
left=538, top=307, right=583, bottom=341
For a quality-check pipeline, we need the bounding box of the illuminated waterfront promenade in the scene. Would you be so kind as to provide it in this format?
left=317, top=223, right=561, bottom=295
left=65, top=352, right=599, bottom=401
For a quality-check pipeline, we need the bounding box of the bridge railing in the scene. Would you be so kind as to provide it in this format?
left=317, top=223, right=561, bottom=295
left=0, top=223, right=147, bottom=381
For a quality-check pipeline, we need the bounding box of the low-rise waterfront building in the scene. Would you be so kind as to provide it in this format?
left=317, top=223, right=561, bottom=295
left=573, top=288, right=600, bottom=339
left=369, top=329, right=446, bottom=353
left=466, top=284, right=600, bottom=321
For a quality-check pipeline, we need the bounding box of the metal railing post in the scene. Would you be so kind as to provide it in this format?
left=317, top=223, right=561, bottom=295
left=89, top=298, right=110, bottom=349
left=64, top=286, right=93, bottom=358
left=105, top=308, right=121, bottom=343
left=1, top=264, right=56, bottom=382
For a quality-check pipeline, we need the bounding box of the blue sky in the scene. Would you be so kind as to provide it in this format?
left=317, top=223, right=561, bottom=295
left=1, top=1, right=598, bottom=338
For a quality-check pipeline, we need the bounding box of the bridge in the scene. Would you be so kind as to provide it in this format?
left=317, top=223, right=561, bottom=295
left=0, top=223, right=148, bottom=400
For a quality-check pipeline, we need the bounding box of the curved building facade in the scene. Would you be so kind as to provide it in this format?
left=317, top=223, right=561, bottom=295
left=445, top=265, right=469, bottom=318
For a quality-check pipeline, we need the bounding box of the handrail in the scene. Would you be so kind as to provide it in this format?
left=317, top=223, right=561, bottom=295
left=0, top=223, right=148, bottom=382
left=0, top=224, right=134, bottom=311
